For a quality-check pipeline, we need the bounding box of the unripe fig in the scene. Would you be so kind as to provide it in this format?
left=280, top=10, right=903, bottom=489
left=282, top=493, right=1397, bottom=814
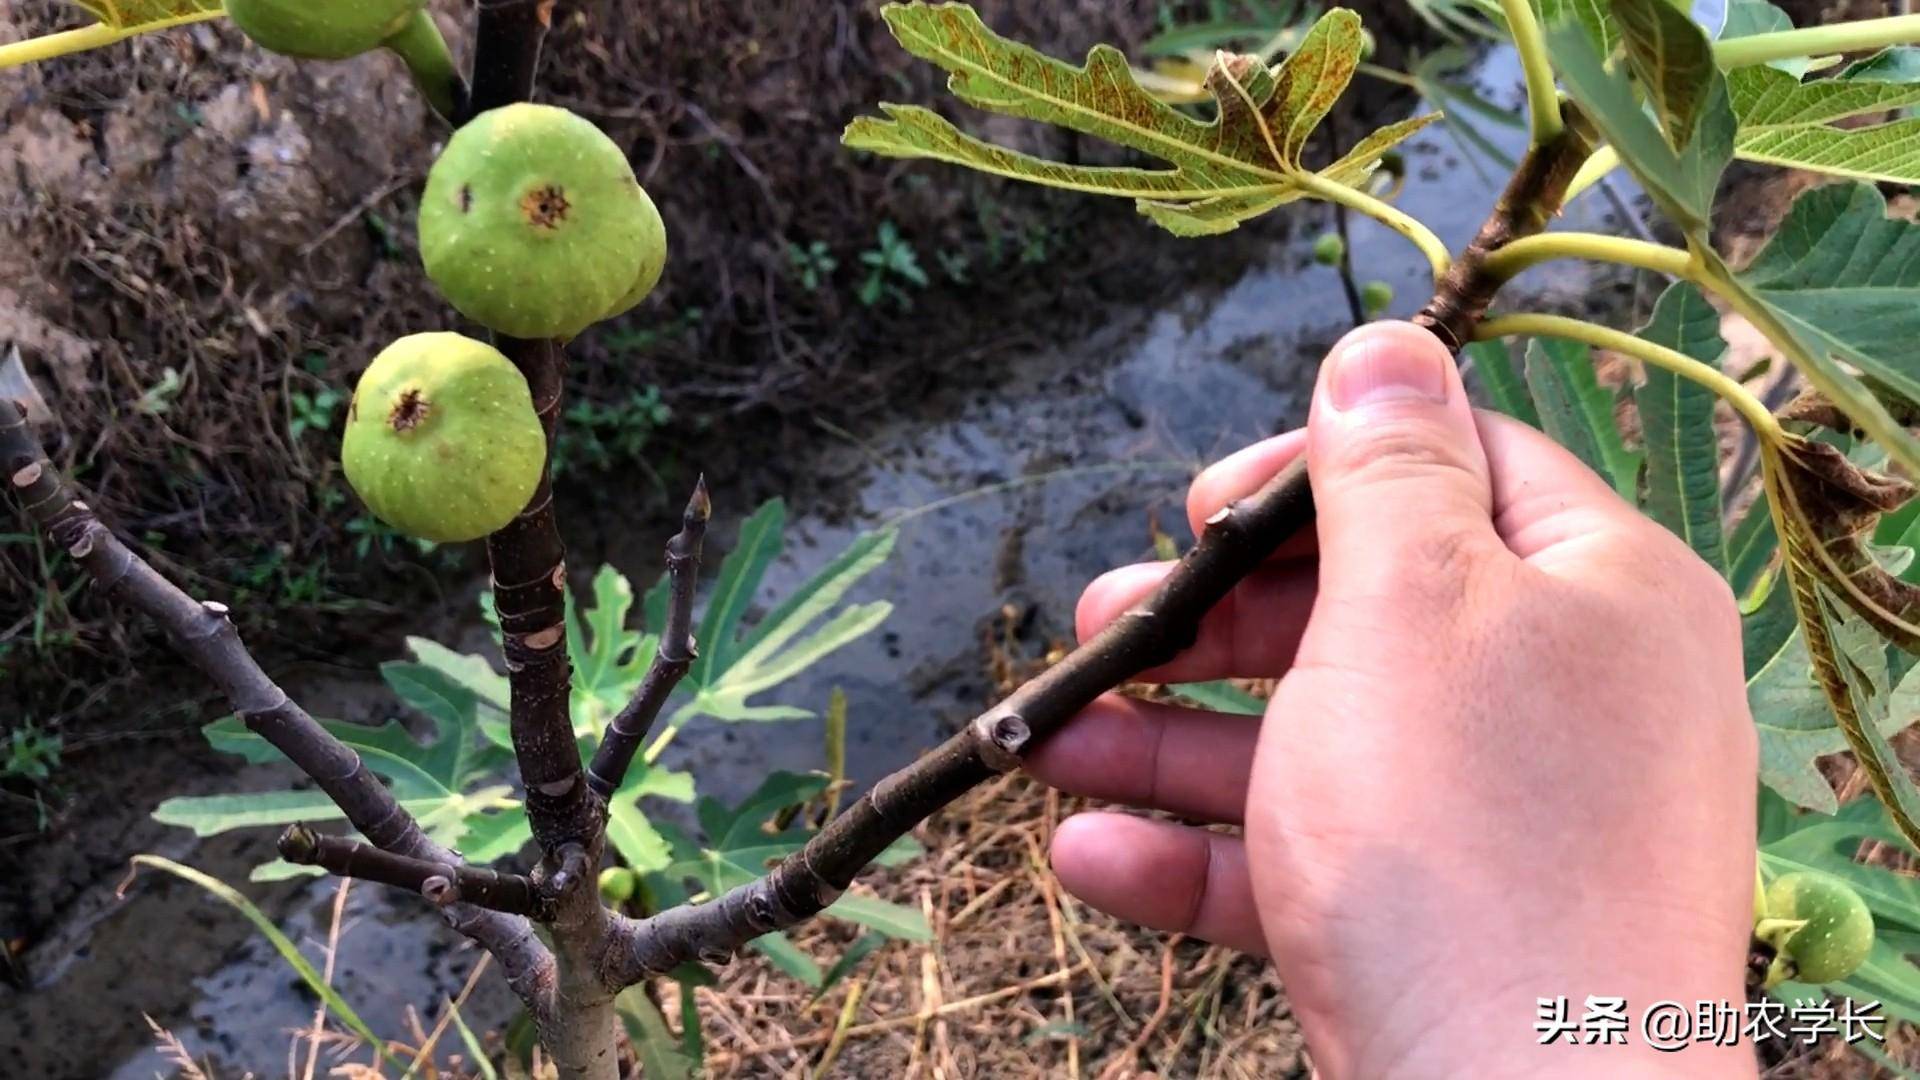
left=341, top=333, right=545, bottom=544
left=1312, top=232, right=1345, bottom=266
left=226, top=0, right=422, bottom=59
left=419, top=104, right=668, bottom=340
left=1764, top=871, right=1873, bottom=984
left=599, top=867, right=637, bottom=904
left=1361, top=280, right=1394, bottom=316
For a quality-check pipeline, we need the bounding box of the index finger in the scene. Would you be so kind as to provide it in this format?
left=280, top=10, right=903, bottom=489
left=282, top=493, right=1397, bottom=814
left=1183, top=429, right=1318, bottom=561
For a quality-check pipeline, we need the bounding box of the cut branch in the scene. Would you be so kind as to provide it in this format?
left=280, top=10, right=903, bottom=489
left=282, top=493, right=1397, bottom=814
left=0, top=402, right=555, bottom=1006
left=588, top=477, right=710, bottom=798
left=600, top=110, right=1601, bottom=988
left=279, top=824, right=548, bottom=917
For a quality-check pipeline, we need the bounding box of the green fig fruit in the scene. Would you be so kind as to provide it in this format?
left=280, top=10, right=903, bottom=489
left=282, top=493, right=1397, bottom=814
left=598, top=867, right=637, bottom=904
left=419, top=104, right=668, bottom=340
left=341, top=333, right=546, bottom=543
left=1311, top=233, right=1345, bottom=266
left=1764, top=871, right=1874, bottom=984
left=1361, top=280, right=1394, bottom=316
left=226, top=0, right=423, bottom=59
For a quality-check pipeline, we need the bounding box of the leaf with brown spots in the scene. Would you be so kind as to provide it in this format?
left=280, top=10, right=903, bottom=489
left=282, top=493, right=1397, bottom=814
left=1764, top=433, right=1920, bottom=848
left=1769, top=435, right=1920, bottom=653
left=842, top=3, right=1435, bottom=237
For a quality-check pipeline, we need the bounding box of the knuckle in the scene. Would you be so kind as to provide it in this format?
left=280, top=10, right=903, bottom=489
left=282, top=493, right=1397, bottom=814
left=1649, top=533, right=1741, bottom=628
left=1328, top=418, right=1481, bottom=490
left=1378, top=524, right=1488, bottom=614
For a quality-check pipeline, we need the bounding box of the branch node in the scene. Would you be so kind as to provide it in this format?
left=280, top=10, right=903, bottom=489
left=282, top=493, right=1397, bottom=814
left=971, top=712, right=1030, bottom=772
left=278, top=823, right=320, bottom=863
left=422, top=875, right=462, bottom=906
left=543, top=843, right=590, bottom=897
left=1203, top=505, right=1233, bottom=528
left=202, top=600, right=230, bottom=618
left=586, top=477, right=711, bottom=796
left=10, top=462, right=40, bottom=488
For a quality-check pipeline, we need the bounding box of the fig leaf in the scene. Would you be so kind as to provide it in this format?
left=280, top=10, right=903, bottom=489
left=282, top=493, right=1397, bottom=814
left=842, top=4, right=1436, bottom=236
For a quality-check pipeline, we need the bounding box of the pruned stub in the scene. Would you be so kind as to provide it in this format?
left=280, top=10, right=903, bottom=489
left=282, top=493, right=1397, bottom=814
left=521, top=183, right=571, bottom=229
left=390, top=387, right=430, bottom=432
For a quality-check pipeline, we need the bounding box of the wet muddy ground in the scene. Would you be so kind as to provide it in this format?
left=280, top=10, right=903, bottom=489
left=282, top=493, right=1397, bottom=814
left=2, top=46, right=1634, bottom=1077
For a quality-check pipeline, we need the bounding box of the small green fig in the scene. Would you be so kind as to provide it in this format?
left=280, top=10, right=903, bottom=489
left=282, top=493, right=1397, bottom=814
left=341, top=333, right=545, bottom=543
left=226, top=0, right=423, bottom=59
left=1764, top=871, right=1874, bottom=985
left=599, top=867, right=637, bottom=904
left=1361, top=280, right=1394, bottom=316
left=419, top=104, right=668, bottom=340
left=1311, top=233, right=1345, bottom=266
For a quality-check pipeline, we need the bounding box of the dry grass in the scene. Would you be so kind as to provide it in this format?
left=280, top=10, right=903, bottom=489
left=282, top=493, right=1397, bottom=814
left=686, top=772, right=1303, bottom=1079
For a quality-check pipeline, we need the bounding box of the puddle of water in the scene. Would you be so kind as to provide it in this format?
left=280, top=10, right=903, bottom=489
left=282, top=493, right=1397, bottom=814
left=6, top=46, right=1634, bottom=1077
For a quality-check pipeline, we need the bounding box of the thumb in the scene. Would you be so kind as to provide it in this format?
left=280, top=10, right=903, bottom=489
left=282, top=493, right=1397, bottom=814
left=1306, top=321, right=1502, bottom=603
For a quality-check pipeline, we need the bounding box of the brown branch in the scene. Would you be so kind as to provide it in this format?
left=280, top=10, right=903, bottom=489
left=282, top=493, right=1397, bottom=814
left=279, top=824, right=549, bottom=917
left=462, top=3, right=603, bottom=860
left=1412, top=118, right=1596, bottom=351
left=587, top=478, right=710, bottom=798
left=602, top=457, right=1316, bottom=982
left=600, top=111, right=1600, bottom=988
left=461, top=10, right=624, bottom=1076
left=464, top=0, right=555, bottom=121
left=0, top=401, right=555, bottom=1006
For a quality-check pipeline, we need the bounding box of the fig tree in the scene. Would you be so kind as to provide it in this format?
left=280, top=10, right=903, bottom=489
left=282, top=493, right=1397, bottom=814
left=341, top=333, right=546, bottom=544
left=1763, top=871, right=1874, bottom=985
left=419, top=104, right=668, bottom=340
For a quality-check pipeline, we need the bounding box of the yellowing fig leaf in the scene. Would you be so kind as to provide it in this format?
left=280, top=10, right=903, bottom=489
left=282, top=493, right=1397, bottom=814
left=1769, top=436, right=1920, bottom=653
left=842, top=3, right=1436, bottom=236
left=1748, top=610, right=1903, bottom=814
left=1765, top=437, right=1920, bottom=847
left=1730, top=54, right=1920, bottom=187
left=65, top=0, right=221, bottom=30
left=1, top=1, right=223, bottom=69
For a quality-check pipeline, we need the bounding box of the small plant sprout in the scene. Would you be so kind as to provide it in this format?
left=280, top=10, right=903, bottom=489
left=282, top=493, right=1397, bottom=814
left=855, top=220, right=929, bottom=308
left=786, top=239, right=838, bottom=290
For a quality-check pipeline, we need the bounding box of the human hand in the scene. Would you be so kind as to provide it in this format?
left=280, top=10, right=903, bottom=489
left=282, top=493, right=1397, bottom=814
left=1028, top=322, right=1758, bottom=1077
